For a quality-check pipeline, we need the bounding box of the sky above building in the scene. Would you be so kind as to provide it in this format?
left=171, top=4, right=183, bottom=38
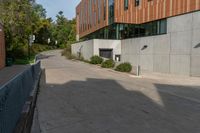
left=36, top=0, right=80, bottom=20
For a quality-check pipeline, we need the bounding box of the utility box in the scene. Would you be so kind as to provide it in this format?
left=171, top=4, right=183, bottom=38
left=0, top=22, right=5, bottom=70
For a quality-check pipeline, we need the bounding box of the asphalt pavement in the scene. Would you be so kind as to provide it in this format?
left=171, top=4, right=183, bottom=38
left=32, top=50, right=200, bottom=133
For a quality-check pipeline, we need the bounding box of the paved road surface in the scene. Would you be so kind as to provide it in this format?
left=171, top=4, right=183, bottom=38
left=33, top=50, right=200, bottom=133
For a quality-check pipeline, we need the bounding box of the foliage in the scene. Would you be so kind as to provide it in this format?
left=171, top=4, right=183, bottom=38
left=61, top=45, right=85, bottom=61
left=115, top=63, right=132, bottom=72
left=0, top=1, right=76, bottom=61
left=51, top=12, right=76, bottom=48
left=0, top=0, right=42, bottom=51
left=61, top=45, right=73, bottom=59
left=7, top=44, right=53, bottom=65
left=90, top=56, right=103, bottom=64
left=31, top=44, right=53, bottom=54
left=14, top=55, right=35, bottom=65
left=101, top=59, right=115, bottom=68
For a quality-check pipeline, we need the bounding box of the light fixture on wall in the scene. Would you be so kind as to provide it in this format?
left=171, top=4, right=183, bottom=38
left=141, top=45, right=148, bottom=50
left=194, top=43, right=200, bottom=48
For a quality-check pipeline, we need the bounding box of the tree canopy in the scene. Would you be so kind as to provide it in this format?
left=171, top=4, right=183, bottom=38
left=0, top=0, right=76, bottom=58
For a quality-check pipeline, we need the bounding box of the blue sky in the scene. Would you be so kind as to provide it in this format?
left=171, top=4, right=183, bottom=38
left=36, top=0, right=80, bottom=20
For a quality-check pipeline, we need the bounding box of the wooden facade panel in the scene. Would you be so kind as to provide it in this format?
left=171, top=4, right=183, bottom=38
left=77, top=0, right=200, bottom=38
left=76, top=0, right=109, bottom=38
left=115, top=0, right=200, bottom=24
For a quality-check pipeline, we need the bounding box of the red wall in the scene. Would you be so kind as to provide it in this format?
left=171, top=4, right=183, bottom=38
left=0, top=23, right=5, bottom=70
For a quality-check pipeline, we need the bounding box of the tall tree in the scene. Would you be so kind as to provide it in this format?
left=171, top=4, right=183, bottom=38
left=51, top=11, right=76, bottom=48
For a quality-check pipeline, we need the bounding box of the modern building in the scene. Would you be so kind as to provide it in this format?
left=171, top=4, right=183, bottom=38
left=0, top=22, right=5, bottom=69
left=73, top=0, right=200, bottom=77
left=76, top=0, right=200, bottom=41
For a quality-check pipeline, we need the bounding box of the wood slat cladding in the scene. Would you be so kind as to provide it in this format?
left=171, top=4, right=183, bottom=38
left=0, top=23, right=5, bottom=69
left=115, top=0, right=200, bottom=24
left=77, top=0, right=200, bottom=38
left=76, top=0, right=109, bottom=38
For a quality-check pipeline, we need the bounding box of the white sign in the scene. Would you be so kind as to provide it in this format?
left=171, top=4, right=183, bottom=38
left=32, top=35, right=35, bottom=41
left=48, top=38, right=51, bottom=44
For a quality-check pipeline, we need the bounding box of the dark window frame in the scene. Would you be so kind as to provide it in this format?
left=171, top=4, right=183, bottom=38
left=135, top=0, right=140, bottom=7
left=124, top=0, right=129, bottom=10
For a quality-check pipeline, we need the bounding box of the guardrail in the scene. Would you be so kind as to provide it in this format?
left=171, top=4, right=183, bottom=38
left=0, top=61, right=42, bottom=133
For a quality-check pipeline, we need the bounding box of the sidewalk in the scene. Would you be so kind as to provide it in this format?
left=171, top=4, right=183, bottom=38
left=0, top=65, right=29, bottom=87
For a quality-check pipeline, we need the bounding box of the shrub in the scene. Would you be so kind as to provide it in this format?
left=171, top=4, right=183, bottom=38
left=61, top=45, right=73, bottom=59
left=67, top=54, right=77, bottom=60
left=90, top=55, right=103, bottom=64
left=101, top=59, right=115, bottom=68
left=31, top=44, right=53, bottom=54
left=115, top=63, right=132, bottom=72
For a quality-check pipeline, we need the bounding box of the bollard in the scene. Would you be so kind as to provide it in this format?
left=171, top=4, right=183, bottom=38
left=136, top=65, right=140, bottom=76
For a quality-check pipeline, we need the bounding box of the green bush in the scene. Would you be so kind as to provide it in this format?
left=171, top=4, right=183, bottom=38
left=31, top=44, right=53, bottom=54
left=101, top=59, right=115, bottom=68
left=115, top=63, right=132, bottom=72
left=67, top=54, right=77, bottom=60
left=61, top=45, right=73, bottom=59
left=90, top=55, right=103, bottom=64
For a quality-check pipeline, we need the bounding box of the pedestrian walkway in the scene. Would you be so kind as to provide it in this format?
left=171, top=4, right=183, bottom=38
left=0, top=65, right=29, bottom=87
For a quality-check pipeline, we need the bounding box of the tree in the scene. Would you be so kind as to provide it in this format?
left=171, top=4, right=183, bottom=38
left=51, top=11, right=76, bottom=48
left=32, top=3, right=47, bottom=19
left=0, top=0, right=51, bottom=58
left=0, top=1, right=77, bottom=59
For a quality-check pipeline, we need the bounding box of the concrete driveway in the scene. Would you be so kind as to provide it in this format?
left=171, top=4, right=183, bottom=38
left=33, top=50, right=200, bottom=133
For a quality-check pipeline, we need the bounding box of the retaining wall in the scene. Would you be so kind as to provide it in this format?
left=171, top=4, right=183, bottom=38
left=0, top=61, right=41, bottom=133
left=71, top=39, right=121, bottom=60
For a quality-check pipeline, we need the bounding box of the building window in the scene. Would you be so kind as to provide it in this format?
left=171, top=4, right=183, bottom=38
left=98, top=0, right=101, bottom=23
left=99, top=49, right=113, bottom=59
left=81, top=19, right=167, bottom=40
left=135, top=0, right=140, bottom=6
left=104, top=0, right=107, bottom=20
left=159, top=19, right=167, bottom=34
left=109, top=0, right=114, bottom=24
left=124, top=0, right=128, bottom=10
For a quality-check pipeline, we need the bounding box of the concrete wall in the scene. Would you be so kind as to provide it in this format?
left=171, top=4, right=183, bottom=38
left=72, top=40, right=94, bottom=60
left=0, top=23, right=5, bottom=70
left=121, top=11, right=200, bottom=77
left=93, top=39, right=121, bottom=60
left=72, top=39, right=121, bottom=61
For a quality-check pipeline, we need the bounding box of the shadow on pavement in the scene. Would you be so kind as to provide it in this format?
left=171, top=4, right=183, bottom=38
left=36, top=70, right=200, bottom=133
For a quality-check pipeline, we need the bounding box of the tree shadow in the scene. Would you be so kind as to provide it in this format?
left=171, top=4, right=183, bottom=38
left=37, top=70, right=200, bottom=133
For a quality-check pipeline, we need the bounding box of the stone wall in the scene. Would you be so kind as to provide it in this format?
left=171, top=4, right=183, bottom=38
left=121, top=11, right=200, bottom=77
left=0, top=23, right=5, bottom=70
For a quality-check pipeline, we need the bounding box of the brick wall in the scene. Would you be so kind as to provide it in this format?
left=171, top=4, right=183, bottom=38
left=0, top=23, right=5, bottom=70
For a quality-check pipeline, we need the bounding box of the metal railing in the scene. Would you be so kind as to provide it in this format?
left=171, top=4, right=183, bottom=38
left=0, top=61, right=41, bottom=133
